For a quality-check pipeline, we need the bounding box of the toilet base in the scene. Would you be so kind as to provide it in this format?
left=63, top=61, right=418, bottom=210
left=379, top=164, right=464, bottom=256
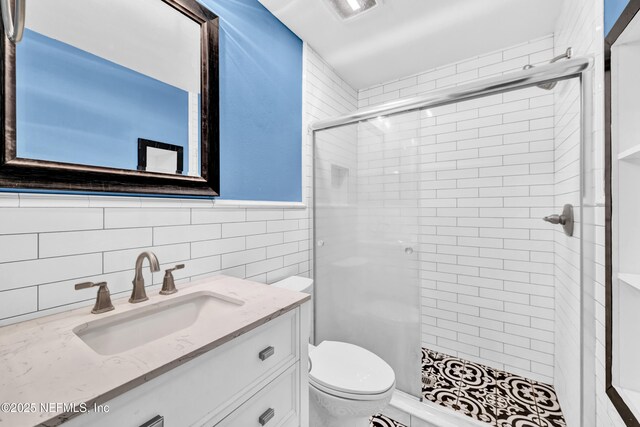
left=309, top=383, right=393, bottom=427
left=310, top=401, right=371, bottom=427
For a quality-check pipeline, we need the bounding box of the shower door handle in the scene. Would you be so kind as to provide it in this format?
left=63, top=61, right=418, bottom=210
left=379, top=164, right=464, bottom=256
left=543, top=204, right=574, bottom=236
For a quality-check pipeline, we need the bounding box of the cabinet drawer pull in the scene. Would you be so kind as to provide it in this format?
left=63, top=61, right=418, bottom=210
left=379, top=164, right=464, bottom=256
left=139, top=415, right=164, bottom=427
left=259, top=346, right=275, bottom=361
left=259, top=408, right=275, bottom=425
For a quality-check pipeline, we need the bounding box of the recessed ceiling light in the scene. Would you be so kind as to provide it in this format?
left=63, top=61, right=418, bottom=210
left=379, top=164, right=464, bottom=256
left=325, top=0, right=380, bottom=20
left=346, top=0, right=361, bottom=11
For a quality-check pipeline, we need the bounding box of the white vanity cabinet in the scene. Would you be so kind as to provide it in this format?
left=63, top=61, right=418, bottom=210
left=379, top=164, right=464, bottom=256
left=64, top=303, right=310, bottom=427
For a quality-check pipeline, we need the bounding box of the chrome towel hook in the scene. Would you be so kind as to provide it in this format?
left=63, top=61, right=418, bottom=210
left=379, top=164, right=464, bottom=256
left=1, top=0, right=25, bottom=43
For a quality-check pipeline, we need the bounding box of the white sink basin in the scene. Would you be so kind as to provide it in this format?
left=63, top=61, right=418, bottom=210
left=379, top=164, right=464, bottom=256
left=73, top=291, right=244, bottom=356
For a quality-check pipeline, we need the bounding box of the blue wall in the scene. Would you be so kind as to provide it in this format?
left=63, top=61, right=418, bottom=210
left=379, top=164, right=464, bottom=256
left=605, top=0, right=631, bottom=35
left=16, top=29, right=190, bottom=172
left=201, top=0, right=303, bottom=202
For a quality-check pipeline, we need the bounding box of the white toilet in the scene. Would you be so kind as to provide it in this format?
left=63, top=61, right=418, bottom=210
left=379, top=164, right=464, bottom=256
left=272, top=277, right=396, bottom=427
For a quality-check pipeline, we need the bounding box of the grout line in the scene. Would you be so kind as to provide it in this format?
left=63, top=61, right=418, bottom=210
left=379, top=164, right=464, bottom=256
left=528, top=377, right=544, bottom=427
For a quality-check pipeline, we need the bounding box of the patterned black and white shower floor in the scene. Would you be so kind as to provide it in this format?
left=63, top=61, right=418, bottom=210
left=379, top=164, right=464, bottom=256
left=370, top=348, right=566, bottom=427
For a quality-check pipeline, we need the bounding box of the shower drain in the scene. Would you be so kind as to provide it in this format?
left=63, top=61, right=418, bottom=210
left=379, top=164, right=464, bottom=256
left=422, top=374, right=437, bottom=388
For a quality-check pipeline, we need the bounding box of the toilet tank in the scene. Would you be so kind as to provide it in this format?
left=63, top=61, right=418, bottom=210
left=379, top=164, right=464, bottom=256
left=271, top=276, right=313, bottom=295
left=272, top=276, right=314, bottom=343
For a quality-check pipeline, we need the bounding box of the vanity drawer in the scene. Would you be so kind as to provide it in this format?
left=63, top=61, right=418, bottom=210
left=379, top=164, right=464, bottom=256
left=215, top=308, right=298, bottom=398
left=216, top=364, right=299, bottom=427
left=193, top=307, right=299, bottom=424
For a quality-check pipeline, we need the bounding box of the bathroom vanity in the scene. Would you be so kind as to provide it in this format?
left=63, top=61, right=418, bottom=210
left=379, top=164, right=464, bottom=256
left=0, top=276, right=311, bottom=426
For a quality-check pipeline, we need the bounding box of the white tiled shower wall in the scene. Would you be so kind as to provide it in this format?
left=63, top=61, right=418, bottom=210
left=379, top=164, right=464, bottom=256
left=554, top=0, right=626, bottom=426
left=0, top=44, right=356, bottom=326
left=357, top=36, right=559, bottom=384
left=552, top=0, right=599, bottom=425
left=304, top=46, right=359, bottom=340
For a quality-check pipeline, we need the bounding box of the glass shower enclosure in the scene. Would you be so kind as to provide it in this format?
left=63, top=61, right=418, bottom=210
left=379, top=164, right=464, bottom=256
left=311, top=56, right=595, bottom=418
left=314, top=117, right=422, bottom=395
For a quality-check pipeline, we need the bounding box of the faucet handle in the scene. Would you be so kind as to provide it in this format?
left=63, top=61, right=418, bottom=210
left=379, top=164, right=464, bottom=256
left=160, top=264, right=184, bottom=295
left=166, top=264, right=185, bottom=273
left=75, top=281, right=114, bottom=314
left=75, top=281, right=107, bottom=290
left=75, top=281, right=98, bottom=290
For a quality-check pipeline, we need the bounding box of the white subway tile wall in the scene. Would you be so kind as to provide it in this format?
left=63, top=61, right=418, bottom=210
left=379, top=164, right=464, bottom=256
left=0, top=203, right=310, bottom=325
left=305, top=44, right=360, bottom=285
left=357, top=35, right=558, bottom=384
left=552, top=59, right=583, bottom=427
left=0, top=44, right=357, bottom=326
left=554, top=0, right=624, bottom=426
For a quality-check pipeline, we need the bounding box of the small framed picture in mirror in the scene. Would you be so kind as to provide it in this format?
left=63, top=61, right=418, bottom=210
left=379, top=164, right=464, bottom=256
left=137, top=139, right=184, bottom=175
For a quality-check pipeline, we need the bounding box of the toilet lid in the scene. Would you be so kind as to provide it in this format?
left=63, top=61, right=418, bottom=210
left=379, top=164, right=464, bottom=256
left=309, top=341, right=395, bottom=396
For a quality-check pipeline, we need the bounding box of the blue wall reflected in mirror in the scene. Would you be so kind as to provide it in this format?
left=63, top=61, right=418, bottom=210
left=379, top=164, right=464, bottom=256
left=16, top=29, right=195, bottom=175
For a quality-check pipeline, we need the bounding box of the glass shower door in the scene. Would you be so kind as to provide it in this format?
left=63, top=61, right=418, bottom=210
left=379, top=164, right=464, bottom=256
left=314, top=114, right=422, bottom=397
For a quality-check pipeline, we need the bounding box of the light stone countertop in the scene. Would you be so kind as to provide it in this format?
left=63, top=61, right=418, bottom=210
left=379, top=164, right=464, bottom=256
left=0, top=275, right=310, bottom=427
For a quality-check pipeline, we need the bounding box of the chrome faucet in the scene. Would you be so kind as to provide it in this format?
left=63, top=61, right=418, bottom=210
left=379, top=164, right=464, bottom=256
left=130, top=251, right=160, bottom=303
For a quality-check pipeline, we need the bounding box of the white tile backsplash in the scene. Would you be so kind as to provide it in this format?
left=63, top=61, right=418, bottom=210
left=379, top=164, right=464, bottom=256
left=0, top=286, right=38, bottom=319
left=0, top=253, right=103, bottom=292
left=246, top=257, right=284, bottom=277
left=246, top=232, right=284, bottom=249
left=0, top=208, right=103, bottom=234
left=104, top=208, right=191, bottom=229
left=191, top=237, right=245, bottom=258
left=0, top=234, right=38, bottom=263
left=191, top=208, right=246, bottom=224
left=220, top=221, right=267, bottom=238
left=103, top=244, right=191, bottom=274
left=39, top=228, right=152, bottom=258
left=153, top=224, right=222, bottom=245
left=221, top=248, right=266, bottom=269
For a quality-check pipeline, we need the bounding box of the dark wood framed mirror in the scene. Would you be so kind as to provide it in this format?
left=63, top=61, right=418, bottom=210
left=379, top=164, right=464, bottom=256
left=0, top=0, right=219, bottom=196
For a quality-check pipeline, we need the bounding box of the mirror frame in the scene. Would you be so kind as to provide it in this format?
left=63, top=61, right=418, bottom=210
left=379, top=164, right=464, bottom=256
left=0, top=0, right=220, bottom=196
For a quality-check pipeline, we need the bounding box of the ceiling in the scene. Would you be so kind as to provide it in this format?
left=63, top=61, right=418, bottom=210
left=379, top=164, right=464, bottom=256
left=258, top=0, right=564, bottom=89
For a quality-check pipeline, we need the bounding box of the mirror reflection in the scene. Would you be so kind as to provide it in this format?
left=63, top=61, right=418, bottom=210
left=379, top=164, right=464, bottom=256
left=16, top=0, right=202, bottom=176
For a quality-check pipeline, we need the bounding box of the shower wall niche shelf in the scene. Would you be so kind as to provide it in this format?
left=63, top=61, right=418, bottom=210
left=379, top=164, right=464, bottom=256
left=618, top=144, right=640, bottom=161
left=618, top=273, right=640, bottom=292
left=606, top=0, right=640, bottom=425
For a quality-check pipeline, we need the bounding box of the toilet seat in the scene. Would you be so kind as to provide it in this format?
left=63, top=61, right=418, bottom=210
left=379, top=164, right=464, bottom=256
left=309, top=341, right=395, bottom=401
